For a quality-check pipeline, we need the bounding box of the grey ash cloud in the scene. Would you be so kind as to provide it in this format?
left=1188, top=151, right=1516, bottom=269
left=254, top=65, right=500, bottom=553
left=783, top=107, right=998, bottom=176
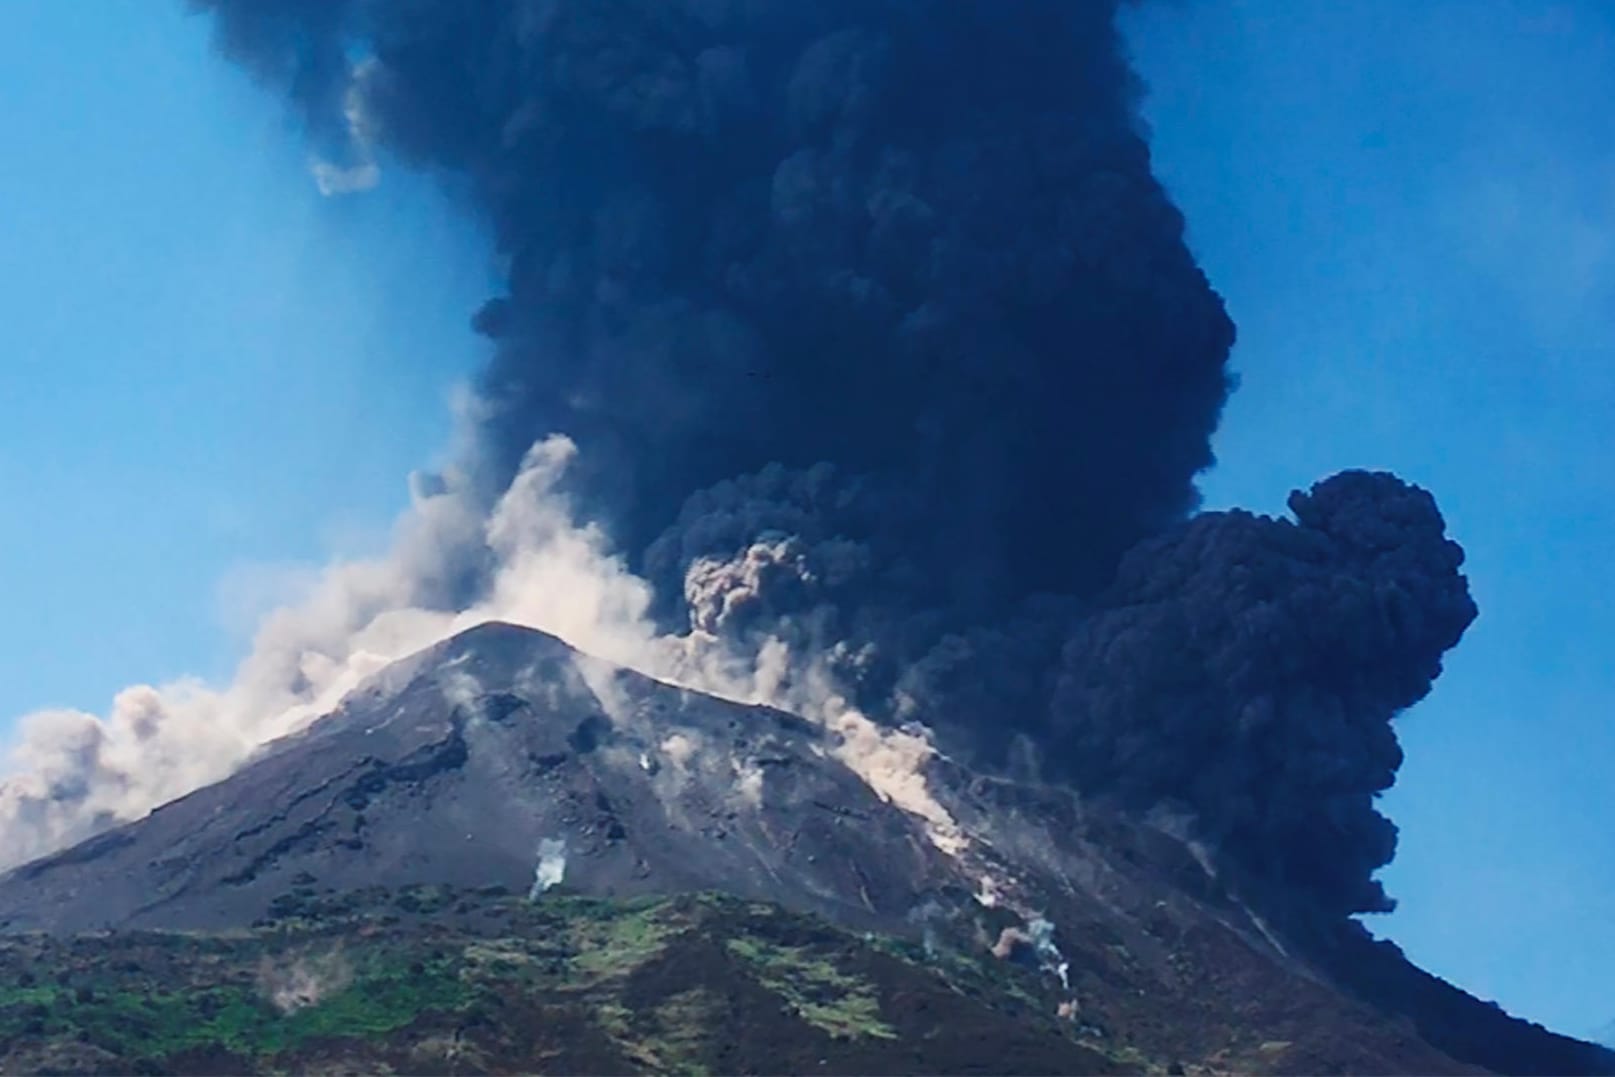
left=190, top=0, right=1475, bottom=923
left=1050, top=471, right=1478, bottom=918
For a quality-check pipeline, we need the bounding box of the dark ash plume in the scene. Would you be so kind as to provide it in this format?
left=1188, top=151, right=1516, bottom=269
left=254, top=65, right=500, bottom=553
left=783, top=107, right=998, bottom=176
left=192, top=0, right=1234, bottom=617
left=190, top=0, right=1477, bottom=922
left=1050, top=471, right=1478, bottom=918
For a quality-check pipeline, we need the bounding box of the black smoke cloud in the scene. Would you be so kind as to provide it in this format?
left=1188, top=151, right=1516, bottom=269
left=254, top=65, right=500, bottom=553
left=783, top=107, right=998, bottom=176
left=193, top=0, right=1474, bottom=921
left=195, top=0, right=1233, bottom=612
left=1049, top=471, right=1478, bottom=918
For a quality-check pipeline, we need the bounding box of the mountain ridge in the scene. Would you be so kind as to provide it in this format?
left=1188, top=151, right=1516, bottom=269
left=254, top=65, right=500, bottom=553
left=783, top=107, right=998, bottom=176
left=1, top=622, right=1608, bottom=1075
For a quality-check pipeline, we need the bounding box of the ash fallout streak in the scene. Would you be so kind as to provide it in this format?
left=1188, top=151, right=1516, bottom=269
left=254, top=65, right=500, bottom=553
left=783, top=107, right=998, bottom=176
left=189, top=0, right=1475, bottom=925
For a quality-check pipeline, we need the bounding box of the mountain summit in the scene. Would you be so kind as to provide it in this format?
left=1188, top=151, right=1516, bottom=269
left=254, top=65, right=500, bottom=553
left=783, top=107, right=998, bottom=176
left=1, top=623, right=1607, bottom=1075
left=0, top=622, right=957, bottom=936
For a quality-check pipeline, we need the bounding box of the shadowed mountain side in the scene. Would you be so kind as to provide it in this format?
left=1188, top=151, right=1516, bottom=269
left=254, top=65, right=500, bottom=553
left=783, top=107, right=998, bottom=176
left=920, top=763, right=1615, bottom=1077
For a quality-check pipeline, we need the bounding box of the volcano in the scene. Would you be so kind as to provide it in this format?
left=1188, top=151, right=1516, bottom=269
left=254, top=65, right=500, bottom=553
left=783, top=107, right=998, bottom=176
left=0, top=622, right=1607, bottom=1075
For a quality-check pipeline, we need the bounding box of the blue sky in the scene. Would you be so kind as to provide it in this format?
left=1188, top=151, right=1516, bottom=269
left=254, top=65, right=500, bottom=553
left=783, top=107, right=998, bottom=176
left=0, top=0, right=1609, bottom=1038
left=0, top=2, right=491, bottom=698
left=1125, top=0, right=1615, bottom=1036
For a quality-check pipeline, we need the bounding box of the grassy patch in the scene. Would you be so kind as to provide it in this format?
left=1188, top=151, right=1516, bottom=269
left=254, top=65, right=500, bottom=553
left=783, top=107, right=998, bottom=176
left=0, top=887, right=1118, bottom=1075
left=725, top=936, right=895, bottom=1040
left=567, top=904, right=680, bottom=980
left=260, top=959, right=472, bottom=1052
left=593, top=989, right=721, bottom=1075
left=865, top=928, right=1048, bottom=1018
left=641, top=988, right=721, bottom=1075
left=0, top=985, right=61, bottom=1007
left=0, top=948, right=473, bottom=1064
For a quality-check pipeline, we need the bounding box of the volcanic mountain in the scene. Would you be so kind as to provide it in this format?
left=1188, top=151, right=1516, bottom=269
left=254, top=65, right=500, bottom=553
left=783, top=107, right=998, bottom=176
left=0, top=622, right=1608, bottom=1075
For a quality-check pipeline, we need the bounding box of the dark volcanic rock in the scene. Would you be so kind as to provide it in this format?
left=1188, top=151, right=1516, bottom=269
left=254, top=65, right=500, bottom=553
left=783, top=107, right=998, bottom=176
left=0, top=622, right=1608, bottom=1076
left=0, top=623, right=950, bottom=935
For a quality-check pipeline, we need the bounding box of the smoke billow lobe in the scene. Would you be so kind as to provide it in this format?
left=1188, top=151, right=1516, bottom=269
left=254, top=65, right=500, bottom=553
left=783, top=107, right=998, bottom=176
left=193, top=0, right=1475, bottom=921
left=1051, top=471, right=1478, bottom=917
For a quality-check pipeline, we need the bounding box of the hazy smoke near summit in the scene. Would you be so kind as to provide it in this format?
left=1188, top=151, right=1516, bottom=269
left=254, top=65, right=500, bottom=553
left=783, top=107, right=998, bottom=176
left=3, top=0, right=1475, bottom=920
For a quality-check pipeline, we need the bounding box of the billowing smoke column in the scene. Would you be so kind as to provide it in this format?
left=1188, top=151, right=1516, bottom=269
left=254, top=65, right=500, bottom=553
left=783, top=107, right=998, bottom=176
left=197, top=0, right=1234, bottom=613
left=160, top=0, right=1476, bottom=920
left=1051, top=471, right=1478, bottom=918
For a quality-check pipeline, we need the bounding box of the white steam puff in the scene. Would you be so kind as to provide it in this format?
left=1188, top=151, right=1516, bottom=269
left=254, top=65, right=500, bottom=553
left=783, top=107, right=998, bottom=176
left=311, top=159, right=380, bottom=197
left=0, top=431, right=964, bottom=871
left=258, top=949, right=353, bottom=1014
left=528, top=837, right=568, bottom=899
left=309, top=58, right=382, bottom=197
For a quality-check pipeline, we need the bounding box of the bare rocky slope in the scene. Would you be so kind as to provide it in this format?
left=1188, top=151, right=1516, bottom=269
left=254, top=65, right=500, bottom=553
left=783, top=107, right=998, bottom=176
left=0, top=622, right=1608, bottom=1075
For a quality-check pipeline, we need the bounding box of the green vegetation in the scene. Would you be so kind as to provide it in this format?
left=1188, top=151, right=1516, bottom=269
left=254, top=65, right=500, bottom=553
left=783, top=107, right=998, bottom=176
left=0, top=887, right=1106, bottom=1075
left=0, top=944, right=471, bottom=1064
left=567, top=900, right=679, bottom=979
left=725, top=935, right=895, bottom=1040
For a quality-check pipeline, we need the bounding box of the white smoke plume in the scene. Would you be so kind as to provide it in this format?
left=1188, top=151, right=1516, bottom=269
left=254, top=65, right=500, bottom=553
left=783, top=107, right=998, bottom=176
left=991, top=915, right=1071, bottom=993
left=732, top=758, right=766, bottom=809
left=0, top=426, right=965, bottom=872
left=310, top=159, right=380, bottom=197
left=528, top=837, right=568, bottom=899
left=308, top=57, right=382, bottom=197
left=258, top=948, right=353, bottom=1014
left=1027, top=916, right=1072, bottom=991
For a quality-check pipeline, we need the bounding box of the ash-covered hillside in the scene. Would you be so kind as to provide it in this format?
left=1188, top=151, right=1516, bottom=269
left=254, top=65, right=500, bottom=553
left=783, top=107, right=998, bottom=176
left=0, top=623, right=958, bottom=936
left=2, top=623, right=1609, bottom=1075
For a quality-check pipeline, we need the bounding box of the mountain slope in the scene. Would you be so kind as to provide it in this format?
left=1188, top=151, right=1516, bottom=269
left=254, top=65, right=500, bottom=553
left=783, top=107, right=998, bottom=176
left=0, top=622, right=953, bottom=936
left=0, top=622, right=1608, bottom=1075
left=0, top=884, right=1484, bottom=1077
left=0, top=888, right=1121, bottom=1076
